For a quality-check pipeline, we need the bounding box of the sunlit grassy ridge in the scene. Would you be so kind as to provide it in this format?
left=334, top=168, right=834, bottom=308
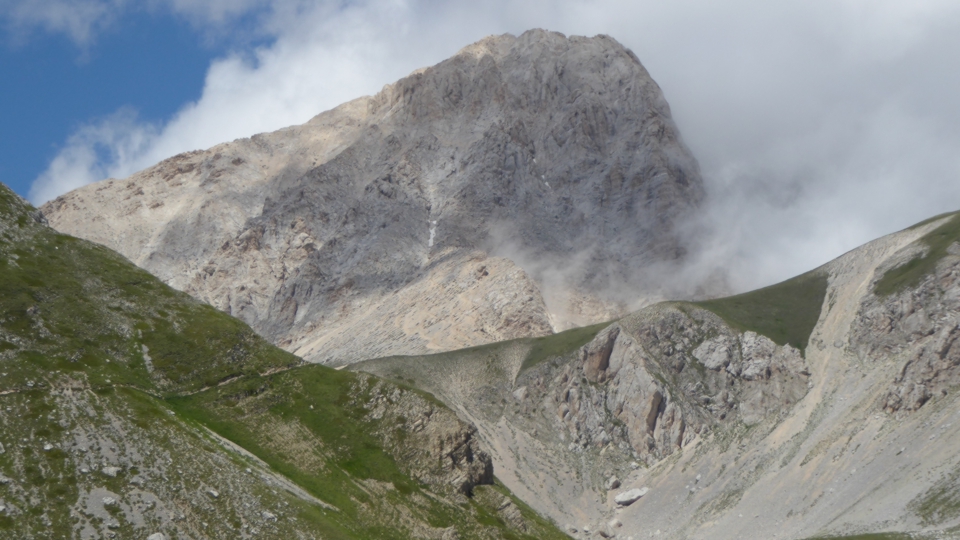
left=0, top=185, right=298, bottom=395
left=692, top=271, right=829, bottom=353
left=875, top=212, right=960, bottom=296
left=171, top=366, right=569, bottom=540
left=0, top=184, right=568, bottom=539
left=520, top=321, right=611, bottom=372
left=354, top=321, right=611, bottom=399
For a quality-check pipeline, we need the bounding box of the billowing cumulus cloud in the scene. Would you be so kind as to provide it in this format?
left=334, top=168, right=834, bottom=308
left=12, top=0, right=960, bottom=292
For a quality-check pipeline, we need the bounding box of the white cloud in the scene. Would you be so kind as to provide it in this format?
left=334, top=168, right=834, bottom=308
left=28, top=108, right=158, bottom=204
left=22, top=0, right=960, bottom=291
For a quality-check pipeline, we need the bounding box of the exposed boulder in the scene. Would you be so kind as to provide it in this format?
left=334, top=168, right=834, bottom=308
left=497, top=498, right=527, bottom=531
left=606, top=475, right=621, bottom=490
left=693, top=335, right=736, bottom=371
left=614, top=487, right=648, bottom=506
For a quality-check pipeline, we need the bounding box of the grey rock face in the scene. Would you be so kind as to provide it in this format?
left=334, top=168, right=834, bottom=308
left=692, top=335, right=735, bottom=370
left=359, top=377, right=493, bottom=495
left=42, top=29, right=704, bottom=365
left=851, top=238, right=960, bottom=413
left=538, top=305, right=810, bottom=464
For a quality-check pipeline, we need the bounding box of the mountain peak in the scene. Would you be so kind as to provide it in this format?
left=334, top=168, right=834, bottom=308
left=373, top=28, right=666, bottom=124
left=43, top=29, right=704, bottom=364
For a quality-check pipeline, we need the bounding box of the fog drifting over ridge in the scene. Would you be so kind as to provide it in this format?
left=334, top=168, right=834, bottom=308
left=11, top=0, right=960, bottom=293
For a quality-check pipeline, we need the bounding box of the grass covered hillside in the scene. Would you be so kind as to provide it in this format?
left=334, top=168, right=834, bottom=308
left=0, top=183, right=568, bottom=540
left=874, top=211, right=960, bottom=296
left=693, top=271, right=829, bottom=354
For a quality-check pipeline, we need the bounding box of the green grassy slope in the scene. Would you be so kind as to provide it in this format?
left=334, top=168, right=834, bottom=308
left=875, top=212, right=960, bottom=296
left=0, top=184, right=568, bottom=539
left=170, top=366, right=569, bottom=540
left=692, top=271, right=829, bottom=353
left=361, top=321, right=610, bottom=387
left=660, top=209, right=960, bottom=350
left=0, top=185, right=299, bottom=396
left=520, top=321, right=611, bottom=372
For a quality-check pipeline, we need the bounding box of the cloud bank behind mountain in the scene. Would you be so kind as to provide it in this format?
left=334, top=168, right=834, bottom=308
left=9, top=0, right=960, bottom=292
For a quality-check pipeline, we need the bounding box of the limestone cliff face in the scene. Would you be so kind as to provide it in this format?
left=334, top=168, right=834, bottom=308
left=41, top=29, right=704, bottom=365
left=851, top=240, right=960, bottom=413
left=538, top=308, right=809, bottom=466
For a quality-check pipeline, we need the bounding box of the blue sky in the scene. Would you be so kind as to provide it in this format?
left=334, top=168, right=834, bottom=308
left=2, top=0, right=960, bottom=291
left=0, top=11, right=214, bottom=197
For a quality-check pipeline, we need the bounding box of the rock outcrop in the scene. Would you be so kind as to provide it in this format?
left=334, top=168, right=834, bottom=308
left=614, top=488, right=647, bottom=506
left=354, top=298, right=814, bottom=530
left=354, top=211, right=960, bottom=539
left=539, top=309, right=810, bottom=464
left=851, top=236, right=960, bottom=413
left=359, top=377, right=493, bottom=495
left=41, top=29, right=705, bottom=365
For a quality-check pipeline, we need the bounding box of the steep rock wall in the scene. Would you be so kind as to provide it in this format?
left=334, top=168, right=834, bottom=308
left=42, top=29, right=705, bottom=365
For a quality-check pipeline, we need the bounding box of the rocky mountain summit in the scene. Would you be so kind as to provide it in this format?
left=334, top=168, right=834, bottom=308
left=42, top=29, right=704, bottom=365
left=357, top=211, right=960, bottom=539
